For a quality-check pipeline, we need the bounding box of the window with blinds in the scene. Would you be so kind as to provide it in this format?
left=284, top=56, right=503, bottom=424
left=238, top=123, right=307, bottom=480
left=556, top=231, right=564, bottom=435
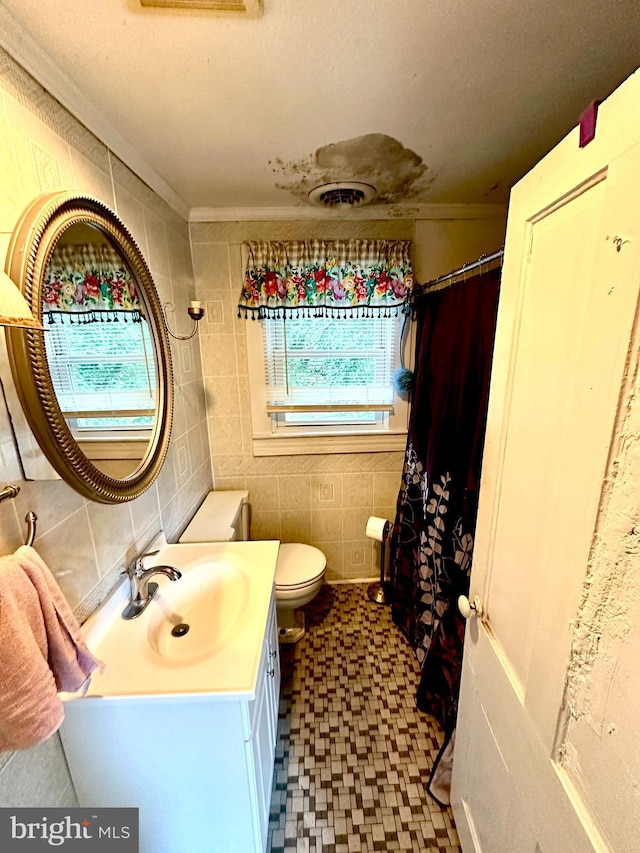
left=262, top=315, right=399, bottom=427
left=44, top=319, right=156, bottom=433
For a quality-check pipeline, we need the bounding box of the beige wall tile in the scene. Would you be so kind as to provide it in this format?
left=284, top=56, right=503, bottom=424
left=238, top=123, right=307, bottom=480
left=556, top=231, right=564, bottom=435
left=170, top=434, right=193, bottom=487
left=0, top=498, right=22, bottom=555
left=0, top=735, right=73, bottom=807
left=250, top=510, right=281, bottom=540
left=278, top=475, right=311, bottom=510
left=167, top=231, right=194, bottom=290
left=343, top=507, right=372, bottom=542
left=343, top=472, right=374, bottom=508
left=215, top=475, right=248, bottom=491
left=311, top=508, right=343, bottom=542
left=373, top=471, right=402, bottom=506
left=246, top=475, right=278, bottom=513
left=36, top=508, right=101, bottom=610
left=4, top=95, right=74, bottom=200
left=280, top=510, right=313, bottom=544
left=310, top=474, right=343, bottom=509
left=161, top=479, right=208, bottom=542
left=12, top=479, right=84, bottom=540
left=69, top=148, right=115, bottom=206
left=152, top=270, right=173, bottom=306
left=205, top=375, right=241, bottom=417
left=192, top=242, right=231, bottom=293
left=315, top=540, right=343, bottom=578
left=144, top=207, right=171, bottom=279
left=129, top=485, right=161, bottom=540
left=208, top=415, right=244, bottom=455
left=113, top=181, right=149, bottom=258
left=374, top=505, right=397, bottom=527
left=200, top=333, right=238, bottom=377
left=234, top=331, right=248, bottom=375
left=0, top=93, right=29, bottom=231
left=182, top=378, right=207, bottom=426
left=343, top=539, right=374, bottom=576
left=188, top=423, right=206, bottom=472
left=203, top=292, right=237, bottom=334
left=87, top=500, right=135, bottom=576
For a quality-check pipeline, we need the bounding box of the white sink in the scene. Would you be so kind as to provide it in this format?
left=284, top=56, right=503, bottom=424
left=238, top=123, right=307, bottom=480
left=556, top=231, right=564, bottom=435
left=72, top=540, right=279, bottom=700
left=147, top=559, right=250, bottom=664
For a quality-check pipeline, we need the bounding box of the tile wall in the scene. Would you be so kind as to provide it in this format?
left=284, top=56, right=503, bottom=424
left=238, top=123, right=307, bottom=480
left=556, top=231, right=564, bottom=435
left=191, top=216, right=507, bottom=581
left=0, top=48, right=212, bottom=806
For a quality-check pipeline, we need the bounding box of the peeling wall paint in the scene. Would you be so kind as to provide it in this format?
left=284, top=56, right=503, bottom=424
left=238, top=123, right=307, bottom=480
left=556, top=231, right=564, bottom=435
left=270, top=133, right=436, bottom=206
left=556, top=322, right=640, bottom=849
left=560, top=364, right=640, bottom=732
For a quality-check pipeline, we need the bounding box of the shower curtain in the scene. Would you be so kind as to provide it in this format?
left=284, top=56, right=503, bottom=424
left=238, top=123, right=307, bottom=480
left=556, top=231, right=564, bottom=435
left=389, top=265, right=501, bottom=804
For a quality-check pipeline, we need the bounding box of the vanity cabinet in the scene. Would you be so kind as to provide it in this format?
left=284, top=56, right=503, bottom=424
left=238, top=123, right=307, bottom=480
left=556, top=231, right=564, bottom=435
left=245, top=595, right=281, bottom=842
left=60, top=591, right=281, bottom=853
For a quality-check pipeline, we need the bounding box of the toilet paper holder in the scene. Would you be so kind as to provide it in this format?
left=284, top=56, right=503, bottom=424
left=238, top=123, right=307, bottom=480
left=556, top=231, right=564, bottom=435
left=366, top=516, right=391, bottom=605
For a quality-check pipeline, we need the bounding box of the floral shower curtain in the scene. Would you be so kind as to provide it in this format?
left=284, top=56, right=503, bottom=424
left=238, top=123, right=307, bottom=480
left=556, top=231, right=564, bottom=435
left=389, top=265, right=501, bottom=804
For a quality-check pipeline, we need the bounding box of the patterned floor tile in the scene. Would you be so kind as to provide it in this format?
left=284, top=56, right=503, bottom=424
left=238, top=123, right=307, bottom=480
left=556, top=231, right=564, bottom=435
left=267, top=584, right=461, bottom=853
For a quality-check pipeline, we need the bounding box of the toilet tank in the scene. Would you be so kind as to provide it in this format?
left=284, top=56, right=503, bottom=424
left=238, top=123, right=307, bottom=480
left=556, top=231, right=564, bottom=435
left=179, top=490, right=250, bottom=543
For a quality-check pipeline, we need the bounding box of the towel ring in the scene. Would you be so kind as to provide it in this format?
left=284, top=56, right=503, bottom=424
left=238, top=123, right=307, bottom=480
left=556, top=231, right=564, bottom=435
left=0, top=484, right=38, bottom=545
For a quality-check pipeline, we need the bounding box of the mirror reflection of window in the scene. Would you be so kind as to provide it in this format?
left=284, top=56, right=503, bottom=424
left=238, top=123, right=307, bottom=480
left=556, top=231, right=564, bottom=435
left=41, top=222, right=157, bottom=476
left=44, top=318, right=156, bottom=439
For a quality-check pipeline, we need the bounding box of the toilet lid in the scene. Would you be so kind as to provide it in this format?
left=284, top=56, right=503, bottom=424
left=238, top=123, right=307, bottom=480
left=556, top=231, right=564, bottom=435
left=275, top=543, right=326, bottom=589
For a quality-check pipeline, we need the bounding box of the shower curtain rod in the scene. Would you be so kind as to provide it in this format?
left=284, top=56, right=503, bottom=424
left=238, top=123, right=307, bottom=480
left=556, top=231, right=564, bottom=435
left=417, top=248, right=504, bottom=293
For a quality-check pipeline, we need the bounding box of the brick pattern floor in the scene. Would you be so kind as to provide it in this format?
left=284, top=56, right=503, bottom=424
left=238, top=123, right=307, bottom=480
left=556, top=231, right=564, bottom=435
left=267, top=583, right=461, bottom=853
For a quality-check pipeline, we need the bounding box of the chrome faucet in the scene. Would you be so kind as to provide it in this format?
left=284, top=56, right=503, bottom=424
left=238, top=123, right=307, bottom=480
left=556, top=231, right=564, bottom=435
left=122, top=550, right=182, bottom=620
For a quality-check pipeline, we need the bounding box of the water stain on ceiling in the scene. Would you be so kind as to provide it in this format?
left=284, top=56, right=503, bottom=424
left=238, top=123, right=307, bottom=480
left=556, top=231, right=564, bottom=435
left=271, top=133, right=435, bottom=205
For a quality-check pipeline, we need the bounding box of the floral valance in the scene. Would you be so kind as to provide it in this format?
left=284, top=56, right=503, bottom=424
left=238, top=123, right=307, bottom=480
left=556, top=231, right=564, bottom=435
left=238, top=239, right=413, bottom=319
left=43, top=242, right=142, bottom=325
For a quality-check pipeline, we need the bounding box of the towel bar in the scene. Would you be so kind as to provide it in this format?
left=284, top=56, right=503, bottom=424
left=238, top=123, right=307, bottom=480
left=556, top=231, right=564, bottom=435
left=0, top=483, right=38, bottom=545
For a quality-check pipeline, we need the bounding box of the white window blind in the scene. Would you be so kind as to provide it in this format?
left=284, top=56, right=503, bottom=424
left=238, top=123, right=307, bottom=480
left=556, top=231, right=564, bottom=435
left=44, top=318, right=156, bottom=425
left=262, top=315, right=399, bottom=413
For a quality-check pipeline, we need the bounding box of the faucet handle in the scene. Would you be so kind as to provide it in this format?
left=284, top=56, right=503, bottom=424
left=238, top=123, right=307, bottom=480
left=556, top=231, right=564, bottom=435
left=125, top=549, right=160, bottom=576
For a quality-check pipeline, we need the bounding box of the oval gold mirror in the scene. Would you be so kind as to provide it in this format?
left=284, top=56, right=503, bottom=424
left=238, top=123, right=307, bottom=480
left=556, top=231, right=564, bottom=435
left=5, top=192, right=173, bottom=503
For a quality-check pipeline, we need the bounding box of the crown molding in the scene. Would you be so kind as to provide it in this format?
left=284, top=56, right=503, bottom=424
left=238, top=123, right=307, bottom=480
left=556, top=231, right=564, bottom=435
left=189, top=203, right=508, bottom=222
left=0, top=4, right=190, bottom=220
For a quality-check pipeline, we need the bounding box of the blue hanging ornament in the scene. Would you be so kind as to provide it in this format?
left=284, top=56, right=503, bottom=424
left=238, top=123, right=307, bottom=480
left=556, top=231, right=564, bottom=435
left=393, top=366, right=415, bottom=393
left=393, top=310, right=414, bottom=393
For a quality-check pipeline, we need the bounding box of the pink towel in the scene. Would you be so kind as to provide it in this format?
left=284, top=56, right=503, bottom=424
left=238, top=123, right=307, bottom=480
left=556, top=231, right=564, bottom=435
left=0, top=545, right=102, bottom=751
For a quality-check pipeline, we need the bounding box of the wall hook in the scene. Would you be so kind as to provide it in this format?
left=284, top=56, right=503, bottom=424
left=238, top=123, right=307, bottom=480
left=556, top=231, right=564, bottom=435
left=0, top=484, right=38, bottom=545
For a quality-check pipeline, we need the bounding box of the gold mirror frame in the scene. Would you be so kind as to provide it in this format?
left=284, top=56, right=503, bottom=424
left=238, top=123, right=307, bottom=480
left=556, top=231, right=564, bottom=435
left=5, top=192, right=173, bottom=503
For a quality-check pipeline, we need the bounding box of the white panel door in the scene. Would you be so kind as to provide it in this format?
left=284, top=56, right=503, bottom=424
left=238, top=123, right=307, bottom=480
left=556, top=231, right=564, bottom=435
left=451, top=68, right=640, bottom=853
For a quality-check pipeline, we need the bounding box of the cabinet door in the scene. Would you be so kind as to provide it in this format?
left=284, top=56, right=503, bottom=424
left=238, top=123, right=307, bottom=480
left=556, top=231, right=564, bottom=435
left=265, top=598, right=280, bottom=748
left=247, top=674, right=272, bottom=852
left=246, top=613, right=279, bottom=852
left=451, top=70, right=640, bottom=852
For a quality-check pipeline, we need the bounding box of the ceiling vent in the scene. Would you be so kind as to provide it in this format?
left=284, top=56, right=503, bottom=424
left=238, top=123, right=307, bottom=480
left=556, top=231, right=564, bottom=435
left=308, top=182, right=378, bottom=209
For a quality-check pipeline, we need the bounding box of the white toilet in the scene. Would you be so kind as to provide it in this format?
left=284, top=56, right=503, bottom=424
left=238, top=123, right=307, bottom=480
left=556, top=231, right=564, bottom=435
left=179, top=490, right=326, bottom=643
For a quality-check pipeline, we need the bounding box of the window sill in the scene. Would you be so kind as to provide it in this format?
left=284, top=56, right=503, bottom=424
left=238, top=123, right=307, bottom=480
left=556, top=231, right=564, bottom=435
left=251, top=430, right=407, bottom=457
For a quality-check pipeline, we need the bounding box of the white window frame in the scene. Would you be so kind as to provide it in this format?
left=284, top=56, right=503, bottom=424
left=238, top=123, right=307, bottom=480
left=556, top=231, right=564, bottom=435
left=245, top=313, right=413, bottom=456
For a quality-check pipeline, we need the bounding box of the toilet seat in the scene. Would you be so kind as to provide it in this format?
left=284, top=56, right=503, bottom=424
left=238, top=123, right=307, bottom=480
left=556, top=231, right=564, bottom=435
left=275, top=543, right=325, bottom=591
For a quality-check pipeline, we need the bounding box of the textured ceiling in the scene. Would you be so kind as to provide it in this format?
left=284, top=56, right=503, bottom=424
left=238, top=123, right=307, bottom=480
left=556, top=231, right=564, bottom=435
left=1, top=0, right=639, bottom=216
